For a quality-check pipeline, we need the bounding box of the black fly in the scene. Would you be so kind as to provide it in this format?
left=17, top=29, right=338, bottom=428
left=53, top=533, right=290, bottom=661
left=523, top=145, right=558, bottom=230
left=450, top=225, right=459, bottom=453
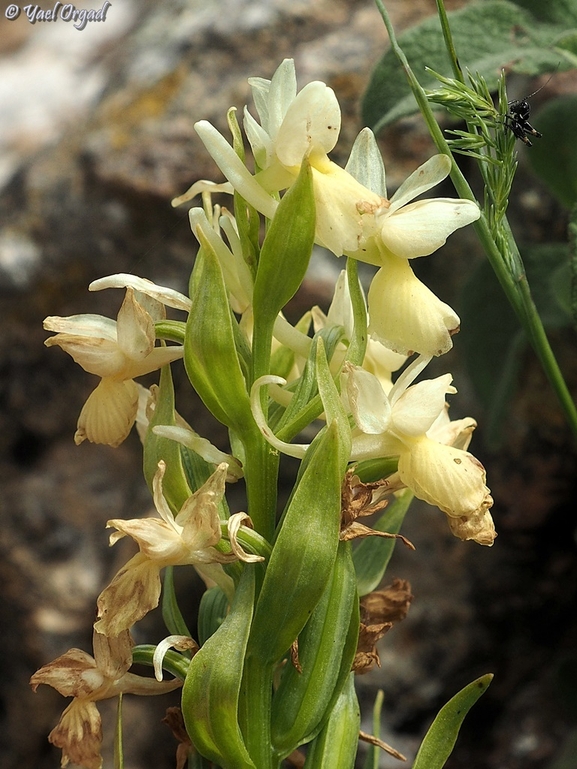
left=505, top=73, right=556, bottom=146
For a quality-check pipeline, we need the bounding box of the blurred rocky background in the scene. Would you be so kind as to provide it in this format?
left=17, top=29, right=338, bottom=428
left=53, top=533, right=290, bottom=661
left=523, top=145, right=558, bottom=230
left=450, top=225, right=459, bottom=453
left=1, top=0, right=577, bottom=767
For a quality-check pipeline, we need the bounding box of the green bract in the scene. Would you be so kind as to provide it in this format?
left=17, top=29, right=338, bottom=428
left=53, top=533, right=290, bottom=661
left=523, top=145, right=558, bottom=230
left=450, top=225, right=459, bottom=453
left=182, top=567, right=256, bottom=769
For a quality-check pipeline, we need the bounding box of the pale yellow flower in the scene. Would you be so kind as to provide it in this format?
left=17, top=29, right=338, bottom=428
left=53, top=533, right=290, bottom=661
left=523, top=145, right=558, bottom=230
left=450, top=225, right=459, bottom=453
left=342, top=356, right=495, bottom=545
left=30, top=630, right=181, bottom=769
left=44, top=287, right=184, bottom=446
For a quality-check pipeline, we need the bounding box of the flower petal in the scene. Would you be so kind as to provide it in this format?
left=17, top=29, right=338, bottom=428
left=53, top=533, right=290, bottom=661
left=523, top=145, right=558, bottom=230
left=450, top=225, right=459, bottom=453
left=368, top=259, right=460, bottom=357
left=310, top=160, right=381, bottom=255
left=392, top=374, right=455, bottom=437
left=447, top=508, right=496, bottom=546
left=194, top=120, right=278, bottom=219
left=44, top=313, right=117, bottom=341
left=342, top=364, right=391, bottom=435
left=152, top=424, right=244, bottom=480
left=95, top=552, right=162, bottom=636
left=48, top=699, right=103, bottom=769
left=345, top=127, right=387, bottom=197
left=275, top=81, right=341, bottom=166
left=380, top=198, right=481, bottom=259
left=227, top=512, right=265, bottom=563
left=116, top=288, right=155, bottom=361
left=250, top=375, right=309, bottom=458
left=398, top=436, right=493, bottom=519
left=153, top=636, right=198, bottom=681
left=388, top=154, right=451, bottom=211
left=75, top=378, right=139, bottom=447
left=30, top=649, right=98, bottom=698
left=176, top=463, right=228, bottom=549
left=90, top=274, right=192, bottom=312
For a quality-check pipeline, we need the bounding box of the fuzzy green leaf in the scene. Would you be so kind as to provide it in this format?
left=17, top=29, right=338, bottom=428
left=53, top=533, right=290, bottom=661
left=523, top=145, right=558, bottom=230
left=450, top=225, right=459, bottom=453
left=362, top=0, right=567, bottom=132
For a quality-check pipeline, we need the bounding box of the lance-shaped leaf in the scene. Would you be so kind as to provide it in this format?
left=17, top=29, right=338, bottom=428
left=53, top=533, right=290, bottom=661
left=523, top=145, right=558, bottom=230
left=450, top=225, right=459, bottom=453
left=251, top=160, right=316, bottom=380
left=248, top=419, right=344, bottom=665
left=271, top=542, right=359, bottom=757
left=353, top=490, right=414, bottom=597
left=303, top=673, right=360, bottom=769
left=143, top=365, right=192, bottom=513
left=185, top=238, right=253, bottom=432
left=182, top=567, right=256, bottom=769
left=412, top=674, right=493, bottom=769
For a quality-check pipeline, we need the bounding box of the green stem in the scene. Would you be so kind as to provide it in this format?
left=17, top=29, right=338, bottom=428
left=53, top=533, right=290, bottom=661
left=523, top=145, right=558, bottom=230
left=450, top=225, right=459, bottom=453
left=373, top=0, right=577, bottom=439
left=241, top=425, right=279, bottom=544
left=435, top=0, right=464, bottom=83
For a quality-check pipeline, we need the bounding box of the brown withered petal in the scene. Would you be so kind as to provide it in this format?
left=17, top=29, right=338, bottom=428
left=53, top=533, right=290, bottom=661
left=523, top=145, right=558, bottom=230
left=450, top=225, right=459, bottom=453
left=353, top=647, right=383, bottom=675
left=359, top=730, right=407, bottom=761
left=339, top=521, right=415, bottom=550
left=360, top=578, right=413, bottom=625
left=290, top=638, right=302, bottom=674
left=162, top=707, right=193, bottom=769
left=340, top=472, right=391, bottom=529
left=48, top=699, right=103, bottom=769
left=30, top=649, right=100, bottom=699
left=285, top=748, right=306, bottom=768
left=447, top=508, right=497, bottom=546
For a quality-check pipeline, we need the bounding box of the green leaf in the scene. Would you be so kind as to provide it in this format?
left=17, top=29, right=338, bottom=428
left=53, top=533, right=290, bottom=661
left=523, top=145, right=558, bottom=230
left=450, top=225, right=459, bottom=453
left=511, top=0, right=577, bottom=26
left=362, top=0, right=567, bottom=132
left=412, top=674, right=493, bottom=769
left=303, top=673, right=360, bottom=769
left=143, top=364, right=192, bottom=513
left=345, top=258, right=368, bottom=367
left=185, top=240, right=253, bottom=432
left=252, top=160, right=316, bottom=380
left=273, top=328, right=345, bottom=443
left=528, top=96, right=577, bottom=208
left=249, top=420, right=345, bottom=665
left=271, top=542, right=360, bottom=757
left=362, top=690, right=384, bottom=769
left=162, top=566, right=192, bottom=638
left=197, top=586, right=229, bottom=645
left=353, top=490, right=413, bottom=597
left=182, top=566, right=256, bottom=769
left=460, top=246, right=572, bottom=448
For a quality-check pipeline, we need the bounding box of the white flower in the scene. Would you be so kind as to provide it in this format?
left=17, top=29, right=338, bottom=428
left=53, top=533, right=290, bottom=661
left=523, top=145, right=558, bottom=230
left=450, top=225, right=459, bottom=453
left=44, top=287, right=184, bottom=446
